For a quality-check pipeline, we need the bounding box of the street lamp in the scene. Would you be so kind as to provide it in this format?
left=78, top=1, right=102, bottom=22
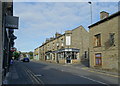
left=88, top=1, right=92, bottom=24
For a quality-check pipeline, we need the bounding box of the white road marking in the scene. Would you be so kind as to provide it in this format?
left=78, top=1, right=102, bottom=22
left=34, top=75, right=42, bottom=77
left=80, top=75, right=109, bottom=85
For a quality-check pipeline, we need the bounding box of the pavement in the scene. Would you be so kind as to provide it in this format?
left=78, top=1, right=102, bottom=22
left=2, top=61, right=43, bottom=85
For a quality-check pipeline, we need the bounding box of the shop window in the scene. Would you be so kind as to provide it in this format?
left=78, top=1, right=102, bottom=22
left=71, top=52, right=77, bottom=59
left=95, top=53, right=102, bottom=65
left=109, top=33, right=115, bottom=46
left=94, top=34, right=101, bottom=47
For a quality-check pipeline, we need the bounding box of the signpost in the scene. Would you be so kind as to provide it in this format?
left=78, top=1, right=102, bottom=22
left=10, top=47, right=16, bottom=52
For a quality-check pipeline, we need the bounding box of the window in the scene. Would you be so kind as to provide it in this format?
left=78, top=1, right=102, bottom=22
left=95, top=53, right=102, bottom=65
left=71, top=52, right=77, bottom=59
left=52, top=43, right=55, bottom=49
left=94, top=34, right=101, bottom=47
left=66, top=36, right=71, bottom=46
left=61, top=38, right=64, bottom=43
left=84, top=51, right=87, bottom=58
left=109, top=33, right=115, bottom=46
left=61, top=38, right=64, bottom=47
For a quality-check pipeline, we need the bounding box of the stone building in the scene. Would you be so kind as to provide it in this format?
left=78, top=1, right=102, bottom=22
left=88, top=11, right=120, bottom=72
left=34, top=47, right=40, bottom=60
left=0, top=1, right=18, bottom=85
left=34, top=25, right=89, bottom=64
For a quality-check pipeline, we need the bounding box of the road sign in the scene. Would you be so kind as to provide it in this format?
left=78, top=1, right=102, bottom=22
left=10, top=47, right=16, bottom=52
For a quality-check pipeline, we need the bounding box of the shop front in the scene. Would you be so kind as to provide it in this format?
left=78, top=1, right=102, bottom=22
left=54, top=48, right=80, bottom=64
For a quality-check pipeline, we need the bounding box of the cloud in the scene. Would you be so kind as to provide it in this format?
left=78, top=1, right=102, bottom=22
left=11, top=0, right=120, bottom=2
left=13, top=2, right=118, bottom=51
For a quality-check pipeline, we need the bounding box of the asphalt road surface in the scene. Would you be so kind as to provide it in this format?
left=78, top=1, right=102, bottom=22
left=6, top=61, right=119, bottom=86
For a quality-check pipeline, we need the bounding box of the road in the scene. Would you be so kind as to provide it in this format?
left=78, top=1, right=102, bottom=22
left=5, top=60, right=119, bottom=86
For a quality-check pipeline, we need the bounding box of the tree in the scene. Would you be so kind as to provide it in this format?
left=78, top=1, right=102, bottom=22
left=22, top=53, right=26, bottom=57
left=13, top=51, right=20, bottom=60
left=28, top=51, right=33, bottom=59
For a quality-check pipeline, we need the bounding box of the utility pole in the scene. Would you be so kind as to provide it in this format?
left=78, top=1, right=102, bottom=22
left=0, top=1, right=3, bottom=85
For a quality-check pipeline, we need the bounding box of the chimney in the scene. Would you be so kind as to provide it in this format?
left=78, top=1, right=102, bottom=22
left=50, top=37, right=54, bottom=40
left=46, top=38, right=50, bottom=42
left=55, top=32, right=61, bottom=38
left=100, top=11, right=109, bottom=20
left=65, top=30, right=72, bottom=34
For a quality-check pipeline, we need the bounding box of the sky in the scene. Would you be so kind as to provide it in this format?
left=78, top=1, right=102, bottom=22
left=13, top=1, right=119, bottom=52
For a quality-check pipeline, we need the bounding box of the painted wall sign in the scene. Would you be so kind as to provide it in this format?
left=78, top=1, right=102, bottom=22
left=66, top=36, right=71, bottom=46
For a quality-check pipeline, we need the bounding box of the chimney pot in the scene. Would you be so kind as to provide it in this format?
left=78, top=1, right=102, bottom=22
left=100, top=11, right=109, bottom=20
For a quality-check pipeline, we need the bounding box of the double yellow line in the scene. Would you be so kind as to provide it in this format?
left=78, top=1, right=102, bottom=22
left=23, top=66, right=44, bottom=85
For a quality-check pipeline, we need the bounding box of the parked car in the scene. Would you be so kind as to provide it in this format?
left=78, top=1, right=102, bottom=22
left=22, top=57, right=30, bottom=62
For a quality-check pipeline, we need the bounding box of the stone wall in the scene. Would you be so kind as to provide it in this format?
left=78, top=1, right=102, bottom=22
left=72, top=26, right=89, bottom=62
left=89, top=15, right=119, bottom=71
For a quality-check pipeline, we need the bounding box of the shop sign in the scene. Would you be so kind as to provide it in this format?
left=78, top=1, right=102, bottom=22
left=5, top=15, right=19, bottom=29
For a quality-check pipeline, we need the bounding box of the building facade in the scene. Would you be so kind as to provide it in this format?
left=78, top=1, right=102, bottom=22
left=34, top=48, right=40, bottom=60
left=0, top=1, right=18, bottom=85
left=34, top=25, right=89, bottom=64
left=89, top=11, right=120, bottom=72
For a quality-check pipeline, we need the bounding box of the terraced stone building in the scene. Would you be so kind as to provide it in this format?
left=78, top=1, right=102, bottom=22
left=34, top=25, right=89, bottom=64
left=88, top=11, right=120, bottom=72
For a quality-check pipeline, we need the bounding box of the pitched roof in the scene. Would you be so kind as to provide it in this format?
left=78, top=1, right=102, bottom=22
left=88, top=11, right=120, bottom=28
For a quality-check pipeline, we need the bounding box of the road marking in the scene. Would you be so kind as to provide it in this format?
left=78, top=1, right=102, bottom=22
left=22, top=66, right=36, bottom=84
left=34, top=75, right=42, bottom=77
left=88, top=70, right=120, bottom=78
left=26, top=69, right=40, bottom=84
left=56, top=67, right=108, bottom=85
left=26, top=68, right=44, bottom=85
left=79, top=75, right=109, bottom=85
left=23, top=66, right=44, bottom=85
left=82, top=67, right=120, bottom=78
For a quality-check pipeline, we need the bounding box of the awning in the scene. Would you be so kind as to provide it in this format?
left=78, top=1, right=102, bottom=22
left=53, top=48, right=80, bottom=53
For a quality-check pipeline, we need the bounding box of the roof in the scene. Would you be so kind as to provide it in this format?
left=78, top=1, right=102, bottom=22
left=88, top=11, right=120, bottom=28
left=38, top=33, right=65, bottom=48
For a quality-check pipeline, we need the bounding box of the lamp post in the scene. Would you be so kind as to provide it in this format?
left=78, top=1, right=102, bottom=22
left=88, top=2, right=92, bottom=24
left=88, top=2, right=92, bottom=67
